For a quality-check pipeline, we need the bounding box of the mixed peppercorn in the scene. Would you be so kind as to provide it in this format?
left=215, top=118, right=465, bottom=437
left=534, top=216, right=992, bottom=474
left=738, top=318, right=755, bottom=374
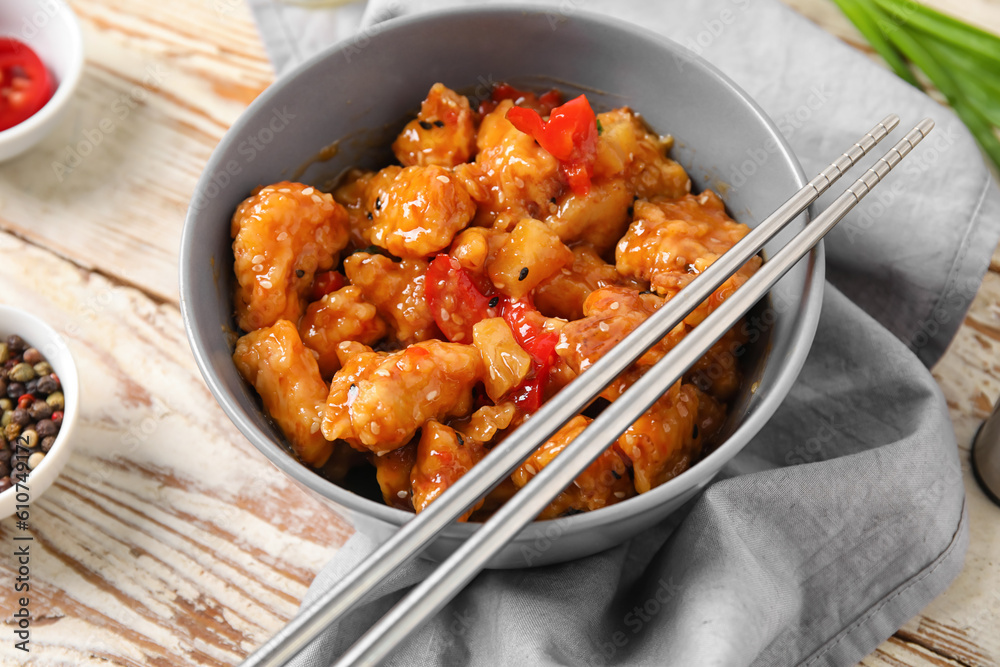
left=0, top=335, right=64, bottom=493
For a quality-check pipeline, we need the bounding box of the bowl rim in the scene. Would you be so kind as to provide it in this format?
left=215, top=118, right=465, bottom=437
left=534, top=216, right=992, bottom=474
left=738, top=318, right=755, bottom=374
left=0, top=0, right=85, bottom=144
left=0, top=304, right=80, bottom=508
left=179, top=4, right=825, bottom=539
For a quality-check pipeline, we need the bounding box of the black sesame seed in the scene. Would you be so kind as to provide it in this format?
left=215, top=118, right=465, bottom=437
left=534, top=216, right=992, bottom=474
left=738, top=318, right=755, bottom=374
left=518, top=267, right=529, bottom=281
left=433, top=120, right=445, bottom=128
left=374, top=197, right=382, bottom=210
left=627, top=205, right=634, bottom=216
left=692, top=424, right=699, bottom=439
left=419, top=120, right=433, bottom=130
left=488, top=296, right=499, bottom=308
left=295, top=269, right=305, bottom=278
left=456, top=432, right=465, bottom=447
left=549, top=197, right=557, bottom=204
left=366, top=211, right=373, bottom=220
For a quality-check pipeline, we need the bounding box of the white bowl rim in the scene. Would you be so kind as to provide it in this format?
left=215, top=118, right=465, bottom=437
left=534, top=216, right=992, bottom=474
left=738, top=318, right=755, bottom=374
left=0, top=0, right=85, bottom=144
left=179, top=3, right=825, bottom=539
left=0, top=304, right=80, bottom=514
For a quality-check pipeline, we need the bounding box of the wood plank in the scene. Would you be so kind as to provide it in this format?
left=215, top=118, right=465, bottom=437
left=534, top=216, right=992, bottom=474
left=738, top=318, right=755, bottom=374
left=0, top=231, right=353, bottom=664
left=0, top=0, right=273, bottom=305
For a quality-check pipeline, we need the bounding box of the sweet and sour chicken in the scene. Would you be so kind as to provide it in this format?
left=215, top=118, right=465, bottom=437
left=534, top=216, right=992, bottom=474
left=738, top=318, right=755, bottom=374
left=230, top=83, right=760, bottom=521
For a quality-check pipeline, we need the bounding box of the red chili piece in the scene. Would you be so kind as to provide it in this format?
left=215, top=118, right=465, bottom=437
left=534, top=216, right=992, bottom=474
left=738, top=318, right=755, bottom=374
left=0, top=38, right=54, bottom=132
left=505, top=94, right=599, bottom=196
left=424, top=255, right=496, bottom=343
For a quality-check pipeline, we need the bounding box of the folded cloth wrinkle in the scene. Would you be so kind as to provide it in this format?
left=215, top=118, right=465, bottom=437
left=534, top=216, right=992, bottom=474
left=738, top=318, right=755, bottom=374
left=244, top=0, right=1000, bottom=664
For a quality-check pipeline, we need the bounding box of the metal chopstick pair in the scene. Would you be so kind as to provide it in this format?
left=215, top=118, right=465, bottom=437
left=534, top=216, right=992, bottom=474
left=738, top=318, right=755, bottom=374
left=244, top=113, right=933, bottom=667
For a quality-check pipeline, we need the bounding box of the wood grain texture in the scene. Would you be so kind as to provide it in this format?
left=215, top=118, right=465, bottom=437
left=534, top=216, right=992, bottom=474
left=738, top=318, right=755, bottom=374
left=0, top=234, right=353, bottom=664
left=0, top=0, right=996, bottom=665
left=0, top=0, right=273, bottom=305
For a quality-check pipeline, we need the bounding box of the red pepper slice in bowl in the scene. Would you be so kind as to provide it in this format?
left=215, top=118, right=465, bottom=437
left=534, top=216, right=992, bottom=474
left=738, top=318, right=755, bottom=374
left=0, top=38, right=54, bottom=132
left=506, top=94, right=599, bottom=196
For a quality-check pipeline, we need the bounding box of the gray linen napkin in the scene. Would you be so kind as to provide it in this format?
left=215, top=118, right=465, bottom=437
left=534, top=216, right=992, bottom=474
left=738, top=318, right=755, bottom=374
left=247, top=1, right=1000, bottom=664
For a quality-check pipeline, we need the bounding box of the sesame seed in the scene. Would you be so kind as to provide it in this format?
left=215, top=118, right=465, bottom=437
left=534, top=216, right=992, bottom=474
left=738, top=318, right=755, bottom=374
left=427, top=389, right=439, bottom=400
left=302, top=186, right=315, bottom=195
left=610, top=302, right=619, bottom=310
left=259, top=279, right=273, bottom=289
left=632, top=446, right=641, bottom=459
left=251, top=254, right=265, bottom=264
left=276, top=232, right=289, bottom=241
left=440, top=308, right=450, bottom=322
left=278, top=187, right=291, bottom=193
left=525, top=464, right=536, bottom=475
left=252, top=264, right=264, bottom=273
left=614, top=491, right=626, bottom=499
left=397, top=490, right=408, bottom=498
left=310, top=421, right=320, bottom=434
left=598, top=322, right=610, bottom=333
left=312, top=194, right=324, bottom=204
left=436, top=175, right=450, bottom=184
left=518, top=267, right=529, bottom=281
left=371, top=423, right=381, bottom=434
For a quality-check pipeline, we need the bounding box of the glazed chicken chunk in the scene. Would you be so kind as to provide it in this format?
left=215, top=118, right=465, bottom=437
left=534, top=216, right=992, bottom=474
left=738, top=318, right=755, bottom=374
left=362, top=164, right=476, bottom=258
left=322, top=339, right=483, bottom=454
left=411, top=420, right=488, bottom=521
left=512, top=415, right=634, bottom=519
left=232, top=182, right=350, bottom=331
left=616, top=191, right=761, bottom=326
left=233, top=320, right=333, bottom=466
left=392, top=83, right=478, bottom=167
left=298, top=285, right=387, bottom=379
left=344, top=252, right=438, bottom=344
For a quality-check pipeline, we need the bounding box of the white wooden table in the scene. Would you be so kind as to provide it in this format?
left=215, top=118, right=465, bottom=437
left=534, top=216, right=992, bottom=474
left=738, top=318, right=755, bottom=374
left=0, top=1, right=997, bottom=664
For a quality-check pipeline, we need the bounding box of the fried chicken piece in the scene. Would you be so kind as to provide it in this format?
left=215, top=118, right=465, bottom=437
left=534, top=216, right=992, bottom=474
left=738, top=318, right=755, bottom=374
left=363, top=164, right=476, bottom=258
left=233, top=320, right=332, bottom=466
left=556, top=286, right=688, bottom=374
left=298, top=286, right=387, bottom=379
left=459, top=99, right=563, bottom=230
left=512, top=415, right=634, bottom=519
left=393, top=83, right=478, bottom=167
left=373, top=441, right=417, bottom=510
left=232, top=182, right=350, bottom=331
left=617, top=381, right=701, bottom=493
left=684, top=325, right=748, bottom=402
left=616, top=192, right=761, bottom=326
left=322, top=340, right=483, bottom=454
left=411, top=420, right=487, bottom=521
left=343, top=252, right=438, bottom=344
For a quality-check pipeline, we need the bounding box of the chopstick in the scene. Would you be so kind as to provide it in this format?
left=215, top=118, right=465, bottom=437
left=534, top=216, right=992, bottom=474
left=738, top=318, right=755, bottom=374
left=241, top=114, right=906, bottom=667
left=331, top=118, right=934, bottom=666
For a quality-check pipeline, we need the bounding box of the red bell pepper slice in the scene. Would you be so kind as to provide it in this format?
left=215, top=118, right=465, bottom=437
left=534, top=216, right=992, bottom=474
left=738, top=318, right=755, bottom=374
left=424, top=254, right=496, bottom=344
left=479, top=83, right=563, bottom=116
left=506, top=94, right=599, bottom=196
left=499, top=297, right=560, bottom=413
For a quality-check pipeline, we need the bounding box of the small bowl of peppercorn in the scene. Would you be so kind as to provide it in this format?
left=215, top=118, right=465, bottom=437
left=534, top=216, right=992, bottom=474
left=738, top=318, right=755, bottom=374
left=0, top=304, right=78, bottom=519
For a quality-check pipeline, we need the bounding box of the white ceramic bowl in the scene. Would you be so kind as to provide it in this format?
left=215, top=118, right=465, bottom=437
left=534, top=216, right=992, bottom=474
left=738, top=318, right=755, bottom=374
left=0, top=305, right=79, bottom=519
left=0, top=0, right=84, bottom=162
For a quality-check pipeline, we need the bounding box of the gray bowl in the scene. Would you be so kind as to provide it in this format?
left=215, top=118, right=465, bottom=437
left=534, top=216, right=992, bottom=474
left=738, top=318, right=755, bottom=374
left=179, top=6, right=824, bottom=568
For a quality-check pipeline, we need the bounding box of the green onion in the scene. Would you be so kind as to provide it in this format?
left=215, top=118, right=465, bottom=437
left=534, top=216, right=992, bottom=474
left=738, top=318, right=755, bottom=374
left=833, top=0, right=1000, bottom=171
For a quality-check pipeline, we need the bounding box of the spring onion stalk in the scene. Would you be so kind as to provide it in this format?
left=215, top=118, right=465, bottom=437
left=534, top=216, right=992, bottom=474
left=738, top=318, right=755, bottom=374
left=833, top=0, right=1000, bottom=171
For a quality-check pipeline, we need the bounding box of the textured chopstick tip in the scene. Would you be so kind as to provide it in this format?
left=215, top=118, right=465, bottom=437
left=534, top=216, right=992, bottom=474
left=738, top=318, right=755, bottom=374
left=880, top=113, right=901, bottom=133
